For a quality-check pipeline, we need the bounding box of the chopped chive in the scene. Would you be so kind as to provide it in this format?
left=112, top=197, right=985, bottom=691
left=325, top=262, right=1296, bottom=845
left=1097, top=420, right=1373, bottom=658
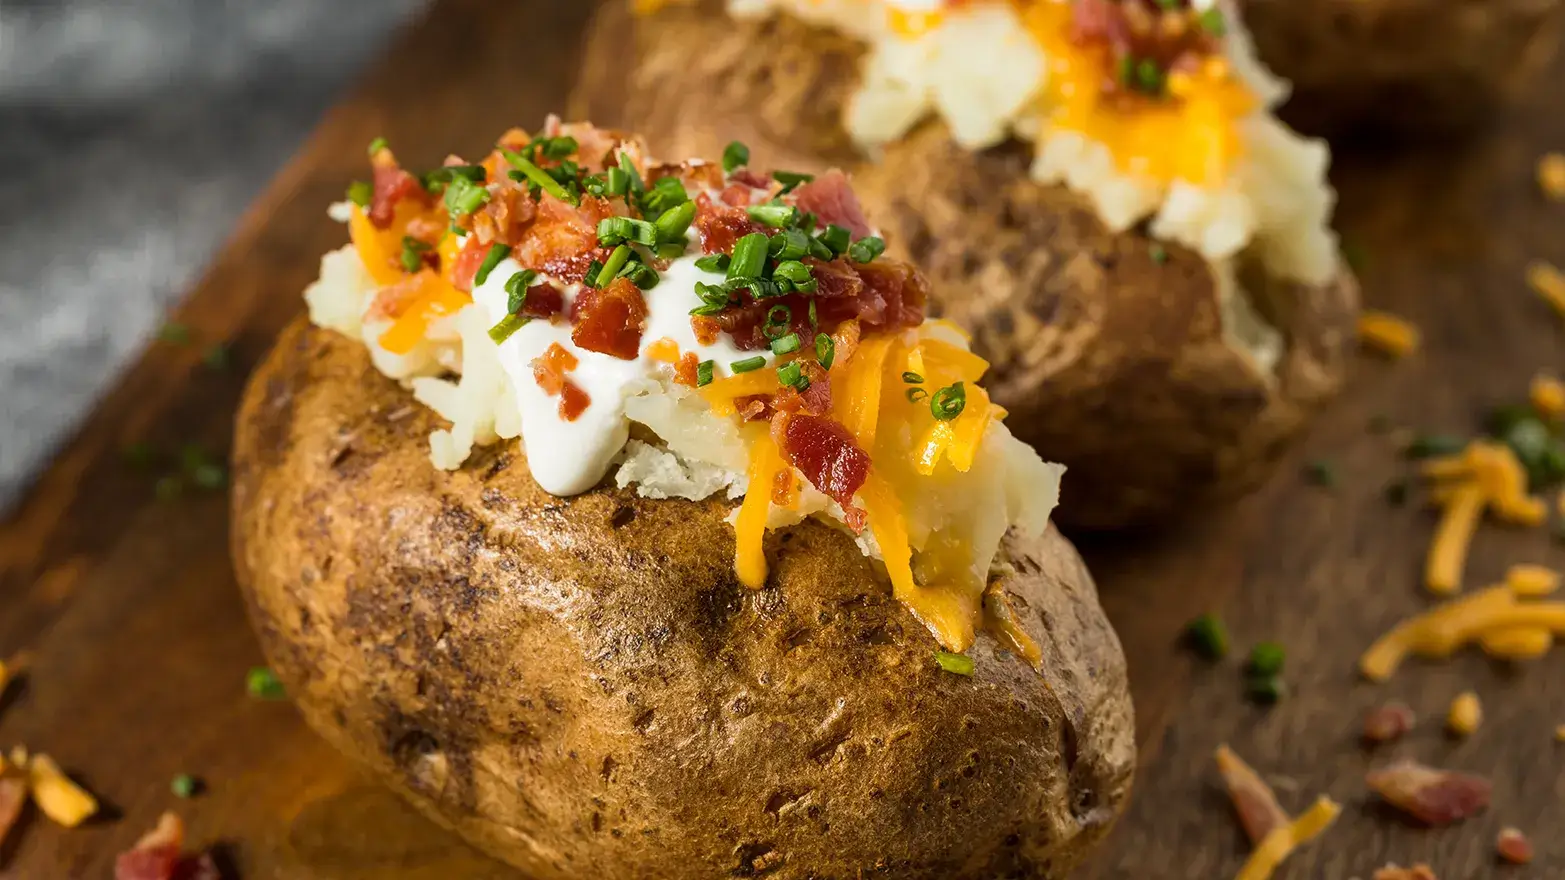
left=619, top=259, right=660, bottom=290
left=815, top=333, right=835, bottom=369
left=808, top=299, right=819, bottom=329
left=1135, top=59, right=1164, bottom=94
left=722, top=141, right=750, bottom=173
left=777, top=361, right=807, bottom=390
left=1149, top=243, right=1168, bottom=265
left=641, top=176, right=689, bottom=216
left=847, top=236, right=886, bottom=264
left=727, top=233, right=769, bottom=280
left=1303, top=459, right=1337, bottom=488
left=769, top=229, right=811, bottom=261
left=488, top=314, right=529, bottom=345
left=731, top=355, right=767, bottom=373
left=1116, top=53, right=1136, bottom=88
left=746, top=203, right=797, bottom=228
left=906, top=387, right=928, bottom=403
left=158, top=322, right=191, bottom=345
left=694, top=253, right=730, bottom=273
left=584, top=259, right=605, bottom=289
left=654, top=201, right=697, bottom=244
left=171, top=773, right=199, bottom=799
left=346, top=180, right=372, bottom=208
left=604, top=166, right=631, bottom=198
left=474, top=244, right=512, bottom=288
left=772, top=260, right=814, bottom=290
left=1184, top=613, right=1227, bottom=660
left=399, top=236, right=431, bottom=273
left=154, top=475, right=183, bottom=502
left=656, top=242, right=687, bottom=260
left=442, top=176, right=489, bottom=217
left=247, top=666, right=286, bottom=700
left=1245, top=675, right=1287, bottom=706
left=505, top=269, right=539, bottom=313
left=616, top=152, right=644, bottom=194
left=1198, top=7, right=1227, bottom=37
left=367, top=136, right=388, bottom=157
left=902, top=371, right=924, bottom=384
left=539, top=135, right=578, bottom=160
left=502, top=148, right=577, bottom=205
left=696, top=360, right=715, bottom=387
left=1246, top=641, right=1285, bottom=677
left=1403, top=433, right=1467, bottom=460
left=930, top=382, right=966, bottom=421
left=763, top=304, right=792, bottom=339
left=595, top=245, right=632, bottom=288
left=771, top=333, right=802, bottom=355
left=772, top=170, right=815, bottom=192
left=818, top=224, right=852, bottom=257
left=202, top=344, right=231, bottom=370
left=597, top=216, right=658, bottom=248
left=934, top=651, right=974, bottom=676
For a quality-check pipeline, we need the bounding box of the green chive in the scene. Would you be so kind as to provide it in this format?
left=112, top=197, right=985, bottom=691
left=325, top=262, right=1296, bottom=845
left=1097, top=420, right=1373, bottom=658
left=654, top=201, right=697, bottom=244
left=771, top=333, right=802, bottom=355
left=399, top=236, right=430, bottom=273
left=159, top=322, right=191, bottom=345
left=695, top=253, right=730, bottom=273
left=171, top=774, right=199, bottom=799
left=1303, top=459, right=1337, bottom=488
left=1246, top=641, right=1286, bottom=677
left=815, top=333, right=835, bottom=369
left=818, top=224, right=852, bottom=256
left=540, top=135, right=577, bottom=160
left=442, top=176, right=489, bottom=217
left=641, top=176, right=689, bottom=216
left=1184, top=613, right=1227, bottom=660
left=746, top=203, right=797, bottom=228
left=727, top=233, right=769, bottom=280
left=488, top=314, right=529, bottom=345
left=930, top=382, right=966, bottom=421
left=777, top=361, right=807, bottom=390
left=772, top=260, right=814, bottom=290
left=594, top=246, right=632, bottom=289
left=902, top=371, right=924, bottom=384
left=620, top=260, right=660, bottom=290
left=1135, top=59, right=1164, bottom=95
left=346, top=180, right=372, bottom=208
left=505, top=269, right=538, bottom=313
left=1149, top=243, right=1168, bottom=265
left=848, top=236, right=886, bottom=264
left=731, top=356, right=767, bottom=373
left=616, top=152, right=644, bottom=194
left=502, top=148, right=577, bottom=204
left=604, top=166, right=631, bottom=197
left=1198, top=8, right=1227, bottom=37
left=1116, top=54, right=1136, bottom=87
left=656, top=242, right=687, bottom=260
left=934, top=651, right=974, bottom=676
left=154, top=475, right=184, bottom=502
left=247, top=666, right=286, bottom=700
left=773, top=170, right=814, bottom=192
left=1404, top=433, right=1467, bottom=460
left=473, top=243, right=512, bottom=288
left=763, top=304, right=792, bottom=339
left=769, top=229, right=811, bottom=261
left=808, top=299, right=819, bottom=328
left=597, top=216, right=658, bottom=247
left=906, top=387, right=928, bottom=403
left=722, top=141, right=750, bottom=173
left=696, top=360, right=715, bottom=387
left=1245, top=675, right=1287, bottom=706
left=202, top=344, right=231, bottom=370
left=367, top=136, right=388, bottom=157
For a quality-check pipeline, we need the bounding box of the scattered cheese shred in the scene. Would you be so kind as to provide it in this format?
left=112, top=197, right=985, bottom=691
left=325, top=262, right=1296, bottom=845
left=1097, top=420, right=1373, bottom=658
left=1506, top=564, right=1560, bottom=597
left=377, top=273, right=471, bottom=355
left=1530, top=373, right=1565, bottom=421
left=1424, top=484, right=1483, bottom=594
left=1234, top=796, right=1341, bottom=880
left=734, top=430, right=784, bottom=590
left=1478, top=625, right=1553, bottom=660
left=27, top=754, right=97, bottom=828
left=1555, top=724, right=1565, bottom=743
left=1357, top=311, right=1421, bottom=358
left=1527, top=261, right=1565, bottom=318
left=1420, top=442, right=1548, bottom=593
left=1539, top=152, right=1565, bottom=201
left=1360, top=575, right=1565, bottom=680
left=1446, top=691, right=1482, bottom=736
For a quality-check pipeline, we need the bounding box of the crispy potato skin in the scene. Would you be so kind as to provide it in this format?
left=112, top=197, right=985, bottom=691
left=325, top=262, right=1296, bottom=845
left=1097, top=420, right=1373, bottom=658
left=231, top=319, right=1135, bottom=880
left=571, top=1, right=1359, bottom=529
left=1242, top=0, right=1565, bottom=138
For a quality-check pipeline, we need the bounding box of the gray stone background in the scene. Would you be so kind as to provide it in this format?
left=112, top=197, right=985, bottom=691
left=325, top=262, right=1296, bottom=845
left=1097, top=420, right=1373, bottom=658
left=0, top=0, right=429, bottom=510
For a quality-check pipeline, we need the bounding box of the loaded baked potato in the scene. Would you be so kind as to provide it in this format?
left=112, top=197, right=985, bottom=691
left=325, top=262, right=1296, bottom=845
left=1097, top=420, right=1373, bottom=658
left=231, top=121, right=1135, bottom=878
left=574, top=0, right=1359, bottom=529
left=1242, top=0, right=1565, bottom=137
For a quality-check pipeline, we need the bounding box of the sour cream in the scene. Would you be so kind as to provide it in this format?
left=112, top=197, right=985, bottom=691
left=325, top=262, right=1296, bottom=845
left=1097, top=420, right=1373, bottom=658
left=470, top=239, right=754, bottom=496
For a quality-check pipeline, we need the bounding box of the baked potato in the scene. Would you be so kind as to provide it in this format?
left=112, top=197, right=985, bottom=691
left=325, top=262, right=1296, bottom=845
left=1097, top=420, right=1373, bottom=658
left=1241, top=0, right=1565, bottom=138
left=573, top=0, right=1360, bottom=529
left=231, top=123, right=1136, bottom=878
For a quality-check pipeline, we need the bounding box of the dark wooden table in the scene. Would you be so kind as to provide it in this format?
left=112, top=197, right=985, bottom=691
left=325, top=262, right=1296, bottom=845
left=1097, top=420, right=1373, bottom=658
left=2, top=1, right=1562, bottom=877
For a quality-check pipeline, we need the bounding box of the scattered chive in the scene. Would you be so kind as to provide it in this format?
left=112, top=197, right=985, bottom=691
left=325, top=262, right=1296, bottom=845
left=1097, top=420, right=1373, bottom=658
left=906, top=387, right=928, bottom=403
left=596, top=245, right=632, bottom=288
left=902, top=371, right=924, bottom=384
left=472, top=244, right=512, bottom=288
left=597, top=216, right=658, bottom=248
left=731, top=355, right=767, bottom=374
left=246, top=666, right=286, bottom=700
left=1149, top=243, right=1168, bottom=265
left=442, top=176, right=489, bottom=217
left=1116, top=54, right=1136, bottom=88
left=847, top=236, right=886, bottom=264
left=1245, top=675, right=1287, bottom=706
left=808, top=299, right=818, bottom=329
left=488, top=314, right=529, bottom=345
left=777, top=361, right=807, bottom=390
left=727, top=233, right=769, bottom=280
left=154, top=475, right=183, bottom=502
left=619, top=260, right=660, bottom=290
left=502, top=148, right=577, bottom=205
left=615, top=152, right=644, bottom=194
left=1403, top=433, right=1467, bottom=460
left=771, top=333, right=802, bottom=355
left=1135, top=59, right=1164, bottom=94
left=746, top=203, right=797, bottom=228
left=934, top=650, right=974, bottom=676
left=171, top=774, right=198, bottom=799
left=604, top=166, right=631, bottom=198
left=505, top=269, right=539, bottom=313
left=763, top=304, right=793, bottom=339
left=694, top=254, right=730, bottom=273
left=346, top=180, right=372, bottom=208
left=772, top=170, right=814, bottom=192
left=772, top=260, right=815, bottom=291
left=930, top=382, right=966, bottom=421
left=653, top=201, right=697, bottom=244
left=818, top=224, right=851, bottom=257
left=367, top=136, right=388, bottom=157
left=399, top=236, right=431, bottom=273
left=769, top=229, right=811, bottom=261
left=696, top=360, right=715, bottom=387
left=1303, top=459, right=1337, bottom=488
left=1198, top=7, right=1227, bottom=37
left=815, top=333, right=835, bottom=369
left=722, top=141, right=750, bottom=173
left=1246, top=641, right=1286, bottom=677
left=191, top=462, right=227, bottom=491
left=158, top=322, right=191, bottom=345
left=202, top=344, right=231, bottom=371
left=539, top=135, right=577, bottom=160
left=1383, top=480, right=1409, bottom=506
left=1184, top=613, right=1228, bottom=660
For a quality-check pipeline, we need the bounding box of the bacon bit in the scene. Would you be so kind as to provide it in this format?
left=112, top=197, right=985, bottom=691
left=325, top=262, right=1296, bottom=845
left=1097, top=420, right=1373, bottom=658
left=1362, top=702, right=1416, bottom=745
left=1357, top=311, right=1420, bottom=358
left=1213, top=745, right=1289, bottom=845
left=448, top=236, right=488, bottom=292
left=772, top=468, right=800, bottom=508
left=1446, top=691, right=1482, bottom=737
left=774, top=414, right=871, bottom=513
left=365, top=270, right=436, bottom=322
left=1530, top=373, right=1565, bottom=420
left=737, top=397, right=769, bottom=422
left=558, top=381, right=591, bottom=422
left=719, top=183, right=756, bottom=207
left=1527, top=261, right=1565, bottom=318
left=1539, top=152, right=1565, bottom=200
left=114, top=812, right=221, bottom=880
left=469, top=178, right=539, bottom=247
left=518, top=283, right=564, bottom=321
left=729, top=168, right=772, bottom=190
left=673, top=353, right=700, bottom=387
left=513, top=196, right=615, bottom=285
left=693, top=193, right=769, bottom=255
left=571, top=277, right=648, bottom=360
left=1373, top=866, right=1438, bottom=880
left=1366, top=759, right=1490, bottom=826
left=368, top=156, right=432, bottom=229
left=690, top=316, right=721, bottom=346
left=531, top=342, right=579, bottom=396
left=1496, top=827, right=1534, bottom=865
left=792, top=170, right=873, bottom=240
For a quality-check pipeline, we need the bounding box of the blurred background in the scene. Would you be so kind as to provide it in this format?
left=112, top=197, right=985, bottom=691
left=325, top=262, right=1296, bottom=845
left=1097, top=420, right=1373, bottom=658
left=0, top=0, right=428, bottom=508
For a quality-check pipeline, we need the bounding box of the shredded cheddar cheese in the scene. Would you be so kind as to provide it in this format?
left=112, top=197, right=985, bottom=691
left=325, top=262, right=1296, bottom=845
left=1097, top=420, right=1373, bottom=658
left=1234, top=797, right=1341, bottom=880
left=1446, top=691, right=1482, bottom=736
left=1424, top=484, right=1483, bottom=594
left=1420, top=441, right=1548, bottom=593
left=734, top=429, right=786, bottom=590
left=1478, top=625, right=1553, bottom=660
left=27, top=754, right=97, bottom=828
left=1507, top=564, right=1560, bottom=597
left=1555, top=724, right=1565, bottom=742
left=1528, top=261, right=1565, bottom=318
left=1530, top=374, right=1565, bottom=421
left=1360, top=574, right=1565, bottom=680
left=1357, top=311, right=1420, bottom=358
left=1539, top=152, right=1565, bottom=201
left=377, top=272, right=472, bottom=355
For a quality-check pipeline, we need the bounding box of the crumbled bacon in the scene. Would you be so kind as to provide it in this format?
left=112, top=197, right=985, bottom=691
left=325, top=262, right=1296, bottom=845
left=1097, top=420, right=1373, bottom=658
left=571, top=277, right=648, bottom=360
left=673, top=352, right=700, bottom=387
left=0, top=774, right=24, bottom=851
left=693, top=193, right=769, bottom=256
left=1366, top=760, right=1491, bottom=826
left=114, top=812, right=221, bottom=880
left=1067, top=0, right=1220, bottom=100
left=1362, top=702, right=1416, bottom=745
left=1213, top=745, right=1289, bottom=846
left=712, top=259, right=925, bottom=351
left=1497, top=827, right=1533, bottom=865
left=517, top=283, right=564, bottom=321
left=772, top=468, right=799, bottom=507
left=730, top=168, right=772, bottom=190
left=719, top=183, right=757, bottom=208
left=532, top=342, right=579, bottom=396
left=449, top=236, right=488, bottom=292
left=513, top=196, right=616, bottom=285
left=469, top=178, right=539, bottom=247
left=647, top=159, right=726, bottom=194
left=690, top=316, right=721, bottom=346
left=368, top=158, right=431, bottom=229
left=559, top=381, right=591, bottom=422
left=792, top=170, right=873, bottom=240
left=1373, top=865, right=1438, bottom=880
left=774, top=414, right=871, bottom=513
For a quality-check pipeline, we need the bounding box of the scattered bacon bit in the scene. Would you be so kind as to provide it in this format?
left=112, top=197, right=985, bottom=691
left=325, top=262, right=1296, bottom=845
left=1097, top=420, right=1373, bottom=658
left=1366, top=759, right=1490, bottom=826
left=0, top=774, right=25, bottom=852
left=729, top=168, right=772, bottom=190
left=673, top=352, right=700, bottom=387
left=1496, top=827, right=1534, bottom=864
left=1213, top=744, right=1289, bottom=845
left=368, top=156, right=432, bottom=229
left=114, top=812, right=221, bottom=880
left=792, top=170, right=873, bottom=240
left=558, top=381, right=591, bottom=422
left=736, top=396, right=769, bottom=422
left=773, top=414, right=871, bottom=512
left=693, top=193, right=770, bottom=255
left=532, top=343, right=579, bottom=396
left=517, top=283, right=564, bottom=321
left=571, top=277, right=648, bottom=360
left=1362, top=702, right=1416, bottom=745
left=449, top=236, right=488, bottom=292
left=512, top=196, right=616, bottom=285
left=468, top=178, right=540, bottom=247
left=719, top=183, right=757, bottom=207
left=1373, top=866, right=1438, bottom=880
left=647, top=159, right=726, bottom=193
left=690, top=316, right=721, bottom=346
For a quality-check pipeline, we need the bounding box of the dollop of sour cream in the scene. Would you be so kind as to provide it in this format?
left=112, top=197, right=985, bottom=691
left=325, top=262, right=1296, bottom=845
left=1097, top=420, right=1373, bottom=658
left=470, top=234, right=752, bottom=496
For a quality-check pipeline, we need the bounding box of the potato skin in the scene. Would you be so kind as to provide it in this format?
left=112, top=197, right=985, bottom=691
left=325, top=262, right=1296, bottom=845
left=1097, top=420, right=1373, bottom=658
left=572, top=1, right=1358, bottom=529
left=1241, top=0, right=1565, bottom=138
left=231, top=319, right=1135, bottom=879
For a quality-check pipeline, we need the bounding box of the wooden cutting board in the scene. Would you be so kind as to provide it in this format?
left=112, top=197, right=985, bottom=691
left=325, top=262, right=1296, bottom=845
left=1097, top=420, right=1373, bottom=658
left=2, top=0, right=1562, bottom=876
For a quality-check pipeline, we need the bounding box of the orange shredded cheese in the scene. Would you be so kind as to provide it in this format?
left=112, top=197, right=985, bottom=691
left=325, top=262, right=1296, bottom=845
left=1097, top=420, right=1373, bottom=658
left=734, top=429, right=785, bottom=590
left=377, top=272, right=471, bottom=355
left=1528, top=261, right=1565, bottom=318
left=1507, top=564, right=1560, bottom=596
left=1446, top=691, right=1482, bottom=736
left=1424, top=484, right=1483, bottom=594
left=1357, top=311, right=1421, bottom=358
left=1539, top=152, right=1565, bottom=201
left=1360, top=576, right=1565, bottom=680
left=1478, top=625, right=1553, bottom=660
left=1420, top=441, right=1549, bottom=593
left=1531, top=374, right=1565, bottom=421
left=1234, top=796, right=1341, bottom=880
left=27, top=754, right=97, bottom=828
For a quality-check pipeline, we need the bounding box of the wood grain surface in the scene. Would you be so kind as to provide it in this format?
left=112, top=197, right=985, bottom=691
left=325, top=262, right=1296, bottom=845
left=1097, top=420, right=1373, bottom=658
left=1, top=0, right=1562, bottom=877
